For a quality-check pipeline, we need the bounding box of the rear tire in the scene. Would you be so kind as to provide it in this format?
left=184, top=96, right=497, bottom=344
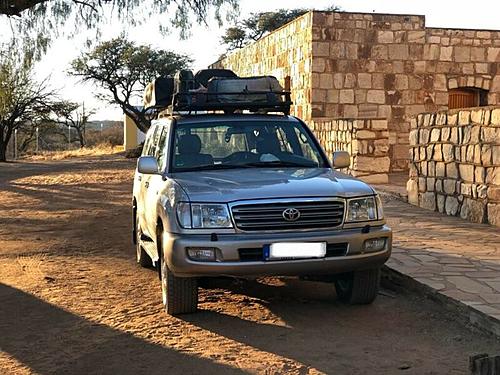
left=135, top=214, right=152, bottom=268
left=159, top=232, right=198, bottom=315
left=334, top=268, right=380, bottom=304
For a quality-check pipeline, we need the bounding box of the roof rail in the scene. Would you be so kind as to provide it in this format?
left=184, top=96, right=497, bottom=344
left=168, top=90, right=292, bottom=115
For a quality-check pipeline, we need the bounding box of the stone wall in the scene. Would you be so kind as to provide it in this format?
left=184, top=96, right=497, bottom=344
left=310, top=12, right=500, bottom=172
left=213, top=12, right=314, bottom=121
left=407, top=107, right=500, bottom=226
left=310, top=118, right=390, bottom=184
left=215, top=11, right=500, bottom=174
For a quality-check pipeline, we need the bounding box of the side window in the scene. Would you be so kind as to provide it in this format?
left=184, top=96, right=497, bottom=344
left=157, top=124, right=170, bottom=171
left=142, top=125, right=158, bottom=156
left=151, top=126, right=163, bottom=157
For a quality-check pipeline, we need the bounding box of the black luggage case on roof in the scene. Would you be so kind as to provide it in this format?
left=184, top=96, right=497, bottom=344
left=206, top=76, right=284, bottom=103
left=195, top=69, right=237, bottom=88
left=143, top=77, right=174, bottom=109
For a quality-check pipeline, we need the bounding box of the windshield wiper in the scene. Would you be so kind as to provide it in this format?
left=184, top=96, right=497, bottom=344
left=174, top=164, right=253, bottom=172
left=243, top=161, right=317, bottom=168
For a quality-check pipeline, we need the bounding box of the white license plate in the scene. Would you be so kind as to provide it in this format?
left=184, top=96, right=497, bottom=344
left=267, top=242, right=326, bottom=260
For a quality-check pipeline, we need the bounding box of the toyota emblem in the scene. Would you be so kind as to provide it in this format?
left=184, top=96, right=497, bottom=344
left=282, top=208, right=301, bottom=222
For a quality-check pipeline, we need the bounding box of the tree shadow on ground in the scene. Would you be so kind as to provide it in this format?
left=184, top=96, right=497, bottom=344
left=0, top=283, right=243, bottom=374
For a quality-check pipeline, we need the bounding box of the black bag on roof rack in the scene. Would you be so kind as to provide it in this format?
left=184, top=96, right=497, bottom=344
left=195, top=69, right=238, bottom=88
left=174, top=70, right=198, bottom=93
left=143, top=77, right=174, bottom=109
left=174, top=70, right=200, bottom=107
left=207, top=76, right=284, bottom=104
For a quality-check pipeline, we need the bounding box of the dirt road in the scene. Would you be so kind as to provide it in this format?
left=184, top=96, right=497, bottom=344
left=1, top=154, right=499, bottom=375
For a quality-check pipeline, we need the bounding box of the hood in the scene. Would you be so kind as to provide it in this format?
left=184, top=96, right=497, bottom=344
left=170, top=168, right=374, bottom=203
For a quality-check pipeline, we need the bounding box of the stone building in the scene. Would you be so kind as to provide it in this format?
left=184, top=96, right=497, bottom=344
left=213, top=11, right=500, bottom=180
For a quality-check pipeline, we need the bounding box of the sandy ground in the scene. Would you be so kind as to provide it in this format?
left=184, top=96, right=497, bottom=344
left=1, top=154, right=499, bottom=375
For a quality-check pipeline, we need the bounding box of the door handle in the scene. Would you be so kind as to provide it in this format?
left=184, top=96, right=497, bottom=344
left=145, top=181, right=149, bottom=188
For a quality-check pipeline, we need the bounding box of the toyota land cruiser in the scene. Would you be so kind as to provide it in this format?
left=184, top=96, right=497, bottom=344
left=132, top=70, right=392, bottom=315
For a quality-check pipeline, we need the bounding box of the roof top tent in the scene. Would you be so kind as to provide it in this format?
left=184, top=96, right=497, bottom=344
left=143, top=69, right=292, bottom=117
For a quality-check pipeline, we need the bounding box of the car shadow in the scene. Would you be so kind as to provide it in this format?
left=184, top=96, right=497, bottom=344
left=0, top=283, right=244, bottom=374
left=187, top=277, right=387, bottom=374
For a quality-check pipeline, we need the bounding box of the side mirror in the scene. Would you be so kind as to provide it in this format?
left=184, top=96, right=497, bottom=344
left=137, top=156, right=160, bottom=175
left=332, top=151, right=350, bottom=169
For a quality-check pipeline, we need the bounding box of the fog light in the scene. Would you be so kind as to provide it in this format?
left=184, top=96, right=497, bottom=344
left=187, top=248, right=217, bottom=262
left=364, top=238, right=386, bottom=252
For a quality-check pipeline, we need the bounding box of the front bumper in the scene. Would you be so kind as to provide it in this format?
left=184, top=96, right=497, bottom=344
left=163, top=225, right=392, bottom=277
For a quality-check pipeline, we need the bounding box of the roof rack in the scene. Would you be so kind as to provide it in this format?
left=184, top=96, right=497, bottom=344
left=145, top=70, right=294, bottom=117
left=169, top=90, right=292, bottom=115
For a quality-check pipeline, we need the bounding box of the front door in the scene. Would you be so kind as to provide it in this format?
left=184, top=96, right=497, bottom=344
left=144, top=122, right=170, bottom=261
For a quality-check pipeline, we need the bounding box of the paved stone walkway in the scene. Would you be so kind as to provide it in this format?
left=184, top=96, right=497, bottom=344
left=377, top=191, right=500, bottom=334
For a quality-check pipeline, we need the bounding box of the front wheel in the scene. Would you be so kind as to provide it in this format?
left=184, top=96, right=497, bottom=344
left=334, top=268, right=381, bottom=304
left=159, top=234, right=198, bottom=315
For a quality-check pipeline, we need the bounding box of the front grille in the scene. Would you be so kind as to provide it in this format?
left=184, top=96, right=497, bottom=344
left=231, top=200, right=345, bottom=231
left=238, top=243, right=348, bottom=262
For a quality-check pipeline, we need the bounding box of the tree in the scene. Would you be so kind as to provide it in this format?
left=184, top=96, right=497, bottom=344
left=0, top=58, right=56, bottom=162
left=70, top=37, right=192, bottom=133
left=222, top=5, right=340, bottom=51
left=51, top=101, right=95, bottom=148
left=15, top=104, right=54, bottom=153
left=1, top=0, right=238, bottom=63
left=221, top=27, right=247, bottom=50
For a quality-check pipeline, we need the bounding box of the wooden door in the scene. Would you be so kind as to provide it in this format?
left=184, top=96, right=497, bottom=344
left=448, top=89, right=478, bottom=109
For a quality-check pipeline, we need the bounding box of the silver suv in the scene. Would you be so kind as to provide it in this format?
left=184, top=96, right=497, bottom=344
left=133, top=114, right=392, bottom=315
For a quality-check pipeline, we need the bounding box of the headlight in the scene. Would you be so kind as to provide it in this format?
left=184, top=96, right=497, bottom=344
left=346, top=196, right=382, bottom=223
left=176, top=202, right=233, bottom=229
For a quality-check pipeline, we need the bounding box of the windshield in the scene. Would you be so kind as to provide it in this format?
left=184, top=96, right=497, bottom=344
left=170, top=120, right=328, bottom=172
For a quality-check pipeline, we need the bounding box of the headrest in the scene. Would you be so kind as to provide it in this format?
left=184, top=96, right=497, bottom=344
left=178, top=134, right=202, bottom=154
left=256, top=134, right=281, bottom=154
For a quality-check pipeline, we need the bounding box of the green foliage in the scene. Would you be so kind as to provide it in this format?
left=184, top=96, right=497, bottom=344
left=221, top=27, right=247, bottom=50
left=70, top=36, right=192, bottom=132
left=0, top=56, right=57, bottom=161
left=1, top=0, right=239, bottom=64
left=222, top=4, right=340, bottom=51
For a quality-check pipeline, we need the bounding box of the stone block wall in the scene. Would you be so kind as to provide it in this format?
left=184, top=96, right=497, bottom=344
left=213, top=12, right=314, bottom=121
left=215, top=10, right=500, bottom=175
left=311, top=12, right=500, bottom=172
left=407, top=107, right=500, bottom=226
left=310, top=118, right=390, bottom=184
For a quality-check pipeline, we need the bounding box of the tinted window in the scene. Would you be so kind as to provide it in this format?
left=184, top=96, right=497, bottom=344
left=157, top=125, right=169, bottom=171
left=142, top=125, right=158, bottom=157
left=170, top=120, right=326, bottom=172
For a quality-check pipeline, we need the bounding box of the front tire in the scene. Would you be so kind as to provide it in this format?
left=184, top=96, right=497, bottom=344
left=159, top=233, right=198, bottom=315
left=334, top=268, right=381, bottom=304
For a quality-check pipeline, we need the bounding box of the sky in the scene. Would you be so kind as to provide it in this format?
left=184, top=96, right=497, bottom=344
left=2, top=0, right=500, bottom=120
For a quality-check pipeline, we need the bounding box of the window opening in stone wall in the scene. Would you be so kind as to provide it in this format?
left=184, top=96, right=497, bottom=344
left=448, top=88, right=488, bottom=110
